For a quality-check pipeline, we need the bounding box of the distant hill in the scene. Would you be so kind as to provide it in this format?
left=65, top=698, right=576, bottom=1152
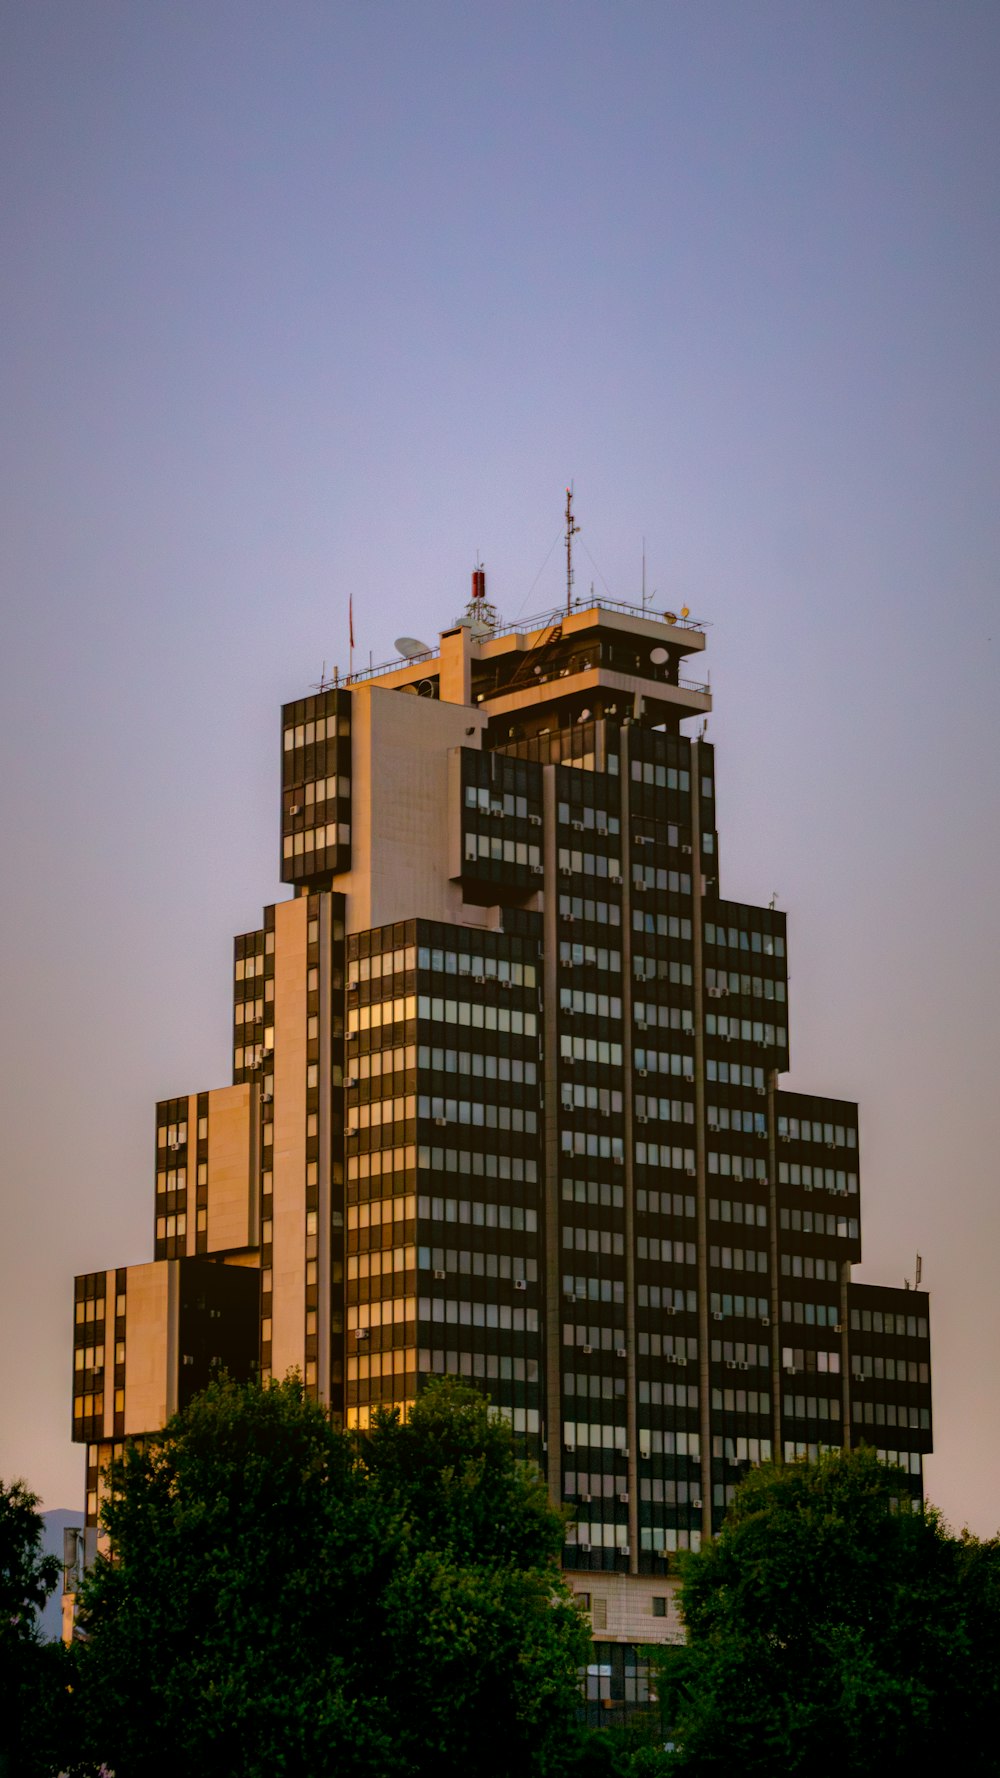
left=39, top=1509, right=81, bottom=1641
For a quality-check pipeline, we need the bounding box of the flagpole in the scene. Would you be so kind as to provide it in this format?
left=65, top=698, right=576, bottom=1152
left=349, top=595, right=355, bottom=682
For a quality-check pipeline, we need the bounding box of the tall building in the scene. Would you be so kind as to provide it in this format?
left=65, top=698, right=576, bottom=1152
left=67, top=567, right=932, bottom=1704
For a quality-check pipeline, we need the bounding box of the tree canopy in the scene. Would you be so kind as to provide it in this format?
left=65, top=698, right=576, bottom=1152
left=75, top=1376, right=590, bottom=1778
left=655, top=1446, right=1000, bottom=1775
left=0, top=1478, right=76, bottom=1778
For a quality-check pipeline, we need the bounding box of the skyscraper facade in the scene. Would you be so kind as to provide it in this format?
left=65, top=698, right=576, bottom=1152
left=67, top=577, right=932, bottom=1697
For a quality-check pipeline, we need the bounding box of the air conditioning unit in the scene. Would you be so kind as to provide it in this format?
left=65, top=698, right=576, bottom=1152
left=596, top=824, right=608, bottom=836
left=514, top=1278, right=527, bottom=1291
left=530, top=863, right=543, bottom=875
left=686, top=1167, right=696, bottom=1178
left=637, top=1068, right=648, bottom=1078
left=637, top=1114, right=648, bottom=1125
left=737, top=1361, right=750, bottom=1372
left=347, top=979, right=358, bottom=992
left=665, top=1305, right=677, bottom=1316
left=635, top=882, right=646, bottom=893
left=434, top=1116, right=447, bottom=1127
left=577, top=1541, right=590, bottom=1552
left=757, top=1086, right=767, bottom=1096
left=785, top=1364, right=798, bottom=1375
left=616, top=1346, right=626, bottom=1358
left=610, top=873, right=623, bottom=885
left=833, top=1322, right=844, bottom=1334
left=618, top=1491, right=629, bottom=1504
left=261, top=1092, right=273, bottom=1105
left=657, top=1547, right=670, bottom=1559
left=684, top=1072, right=695, bottom=1083
left=580, top=1492, right=592, bottom=1503
left=560, top=866, right=573, bottom=878
left=613, top=1154, right=624, bottom=1165
left=681, top=844, right=692, bottom=855
left=168, top=1140, right=180, bottom=1152
left=712, top=1311, right=724, bottom=1322
left=709, top=1121, right=719, bottom=1132
left=583, top=1344, right=593, bottom=1354
left=356, top=1328, right=369, bottom=1340
left=473, top=972, right=486, bottom=984
left=691, top=1499, right=703, bottom=1511
left=621, top=1545, right=630, bottom=1556
left=761, top=1316, right=770, bottom=1327
left=529, top=813, right=542, bottom=825
left=726, top=1359, right=736, bottom=1370
left=434, top=1268, right=446, bottom=1281
left=561, top=913, right=576, bottom=924
left=572, top=819, right=585, bottom=832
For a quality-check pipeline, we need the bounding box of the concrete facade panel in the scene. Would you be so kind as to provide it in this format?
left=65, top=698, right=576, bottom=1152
left=206, top=1083, right=252, bottom=1253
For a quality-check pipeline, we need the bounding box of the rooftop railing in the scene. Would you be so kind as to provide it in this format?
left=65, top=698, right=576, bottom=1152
left=342, top=597, right=707, bottom=688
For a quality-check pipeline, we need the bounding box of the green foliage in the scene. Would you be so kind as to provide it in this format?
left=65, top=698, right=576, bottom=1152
left=558, top=1717, right=673, bottom=1777
left=75, top=1375, right=590, bottom=1778
left=0, top=1478, right=78, bottom=1778
left=654, top=1447, right=1000, bottom=1775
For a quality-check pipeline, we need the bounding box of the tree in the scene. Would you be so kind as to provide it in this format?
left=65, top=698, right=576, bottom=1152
left=75, top=1376, right=590, bottom=1778
left=0, top=1478, right=77, bottom=1778
left=654, top=1447, right=1000, bottom=1775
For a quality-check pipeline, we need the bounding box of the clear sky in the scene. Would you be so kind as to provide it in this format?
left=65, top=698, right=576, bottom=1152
left=1, top=2, right=998, bottom=1533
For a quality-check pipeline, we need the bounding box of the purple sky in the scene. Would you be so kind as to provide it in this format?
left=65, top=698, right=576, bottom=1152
left=1, top=2, right=998, bottom=1532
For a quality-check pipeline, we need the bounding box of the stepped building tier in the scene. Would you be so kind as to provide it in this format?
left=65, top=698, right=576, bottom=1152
left=67, top=578, right=932, bottom=1710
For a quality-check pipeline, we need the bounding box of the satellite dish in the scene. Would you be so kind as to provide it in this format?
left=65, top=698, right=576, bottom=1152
left=680, top=606, right=690, bottom=619
left=650, top=646, right=669, bottom=665
left=663, top=611, right=678, bottom=626
left=466, top=618, right=492, bottom=638
left=395, top=636, right=432, bottom=660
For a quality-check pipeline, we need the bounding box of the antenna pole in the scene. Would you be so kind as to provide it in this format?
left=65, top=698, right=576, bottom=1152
left=565, top=485, right=580, bottom=616
left=642, top=537, right=646, bottom=614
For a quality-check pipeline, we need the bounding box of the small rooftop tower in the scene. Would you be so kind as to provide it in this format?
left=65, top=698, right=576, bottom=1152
left=461, top=561, right=499, bottom=636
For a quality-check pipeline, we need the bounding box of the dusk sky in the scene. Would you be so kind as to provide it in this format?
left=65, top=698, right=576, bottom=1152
left=1, top=3, right=998, bottom=1534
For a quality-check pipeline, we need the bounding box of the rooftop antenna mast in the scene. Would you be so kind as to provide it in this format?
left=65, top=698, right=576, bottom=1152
left=642, top=537, right=647, bottom=615
left=565, top=485, right=580, bottom=616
